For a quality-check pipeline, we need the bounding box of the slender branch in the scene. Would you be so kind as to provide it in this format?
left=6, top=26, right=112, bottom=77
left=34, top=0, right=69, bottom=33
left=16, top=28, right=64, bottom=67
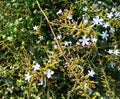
left=36, top=0, right=68, bottom=62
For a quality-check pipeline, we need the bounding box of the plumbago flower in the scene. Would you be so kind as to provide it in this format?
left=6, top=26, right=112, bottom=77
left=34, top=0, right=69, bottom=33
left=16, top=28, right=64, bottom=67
left=107, top=12, right=114, bottom=19
left=57, top=35, right=62, bottom=39
left=63, top=41, right=72, bottom=46
left=67, top=14, right=73, bottom=20
left=92, top=16, right=103, bottom=25
left=88, top=70, right=95, bottom=77
left=100, top=30, right=109, bottom=40
left=32, top=61, right=40, bottom=71
left=103, top=22, right=110, bottom=28
left=33, top=25, right=38, bottom=30
left=109, top=61, right=116, bottom=68
left=107, top=49, right=120, bottom=55
left=91, top=38, right=97, bottom=44
left=44, top=69, right=54, bottom=78
left=38, top=35, right=44, bottom=40
left=79, top=36, right=90, bottom=46
left=56, top=9, right=62, bottom=15
left=25, top=72, right=31, bottom=82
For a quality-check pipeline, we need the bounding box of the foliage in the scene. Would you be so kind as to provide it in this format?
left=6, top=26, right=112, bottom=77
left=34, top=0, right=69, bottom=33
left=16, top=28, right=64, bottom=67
left=0, top=0, right=120, bottom=98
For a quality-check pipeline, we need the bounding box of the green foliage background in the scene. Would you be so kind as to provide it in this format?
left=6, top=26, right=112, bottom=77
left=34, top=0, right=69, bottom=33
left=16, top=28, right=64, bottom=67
left=0, top=0, right=120, bottom=98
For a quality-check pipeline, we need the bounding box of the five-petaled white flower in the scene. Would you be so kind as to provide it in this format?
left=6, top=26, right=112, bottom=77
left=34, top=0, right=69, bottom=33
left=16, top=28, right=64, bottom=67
left=83, top=7, right=88, bottom=11
left=56, top=9, right=62, bottom=15
left=93, top=16, right=103, bottom=25
left=25, top=72, right=31, bottom=82
left=63, top=41, right=72, bottom=46
left=103, top=22, right=109, bottom=28
left=67, top=14, right=73, bottom=20
left=57, top=35, right=62, bottom=39
left=91, top=38, right=97, bottom=43
left=33, top=62, right=40, bottom=71
left=38, top=35, right=44, bottom=40
left=100, top=31, right=109, bottom=40
left=79, top=36, right=90, bottom=46
left=88, top=70, right=95, bottom=77
left=109, top=61, right=116, bottom=68
left=33, top=25, right=38, bottom=30
left=107, top=12, right=114, bottom=19
left=113, top=49, right=120, bottom=55
left=53, top=44, right=58, bottom=49
left=108, top=49, right=113, bottom=54
left=44, top=69, right=54, bottom=78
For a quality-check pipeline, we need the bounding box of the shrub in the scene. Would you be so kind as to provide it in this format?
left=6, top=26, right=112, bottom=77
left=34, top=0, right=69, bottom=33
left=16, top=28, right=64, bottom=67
left=0, top=0, right=120, bottom=98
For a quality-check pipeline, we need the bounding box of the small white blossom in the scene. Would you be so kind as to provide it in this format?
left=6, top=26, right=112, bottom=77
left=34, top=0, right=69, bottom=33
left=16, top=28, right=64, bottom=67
left=38, top=35, right=44, bottom=40
left=88, top=70, right=95, bottom=77
left=79, top=36, right=90, bottom=46
left=10, top=66, right=14, bottom=70
left=103, top=22, right=110, bottom=28
left=32, top=62, right=40, bottom=71
left=109, top=61, right=115, bottom=68
left=53, top=44, right=58, bottom=49
left=57, top=35, right=62, bottom=39
left=83, top=7, right=88, bottom=11
left=110, top=27, right=115, bottom=32
left=107, top=49, right=120, bottom=55
left=107, top=12, right=114, bottom=19
left=100, top=31, right=109, bottom=40
left=33, top=25, right=38, bottom=30
left=63, top=41, right=72, bottom=46
left=108, top=49, right=114, bottom=54
left=93, top=16, right=103, bottom=25
left=113, top=49, right=120, bottom=55
left=114, top=11, right=120, bottom=17
left=56, top=9, right=62, bottom=15
left=44, top=69, right=54, bottom=78
left=67, top=14, right=73, bottom=20
left=111, top=8, right=116, bottom=12
left=83, top=18, right=88, bottom=24
left=91, top=38, right=97, bottom=43
left=25, top=73, right=31, bottom=82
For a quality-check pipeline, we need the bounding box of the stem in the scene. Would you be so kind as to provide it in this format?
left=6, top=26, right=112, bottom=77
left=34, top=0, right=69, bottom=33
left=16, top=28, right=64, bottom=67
left=36, top=0, right=68, bottom=62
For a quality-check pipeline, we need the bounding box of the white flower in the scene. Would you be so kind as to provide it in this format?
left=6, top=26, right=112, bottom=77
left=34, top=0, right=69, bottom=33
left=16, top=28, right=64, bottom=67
left=108, top=49, right=114, bottom=54
left=109, top=61, right=115, bottom=68
left=88, top=70, right=95, bottom=77
left=7, top=36, right=13, bottom=41
left=83, top=7, right=88, bottom=11
left=93, top=16, right=103, bottom=25
left=107, top=12, right=114, bottom=19
left=100, top=31, right=109, bottom=40
left=10, top=66, right=14, bottom=70
left=56, top=9, right=62, bottom=15
left=113, top=49, right=120, bottom=55
left=38, top=35, right=44, bottom=40
left=83, top=18, right=88, bottom=24
left=79, top=36, right=90, bottom=46
left=110, top=27, right=115, bottom=32
left=33, top=25, right=38, bottom=30
left=57, top=35, right=62, bottom=39
left=67, top=14, right=73, bottom=20
left=53, top=44, right=58, bottom=49
left=107, top=49, right=120, bottom=55
left=91, top=38, right=97, bottom=43
left=44, top=69, right=54, bottom=78
left=33, top=62, right=40, bottom=71
left=111, top=8, right=116, bottom=12
left=103, top=22, right=109, bottom=28
left=25, top=72, right=31, bottom=82
left=114, top=11, right=120, bottom=17
left=63, top=41, right=72, bottom=46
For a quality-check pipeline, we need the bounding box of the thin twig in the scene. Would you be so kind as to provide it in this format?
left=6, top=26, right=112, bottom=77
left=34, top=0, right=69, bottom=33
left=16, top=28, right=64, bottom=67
left=36, top=0, right=68, bottom=62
